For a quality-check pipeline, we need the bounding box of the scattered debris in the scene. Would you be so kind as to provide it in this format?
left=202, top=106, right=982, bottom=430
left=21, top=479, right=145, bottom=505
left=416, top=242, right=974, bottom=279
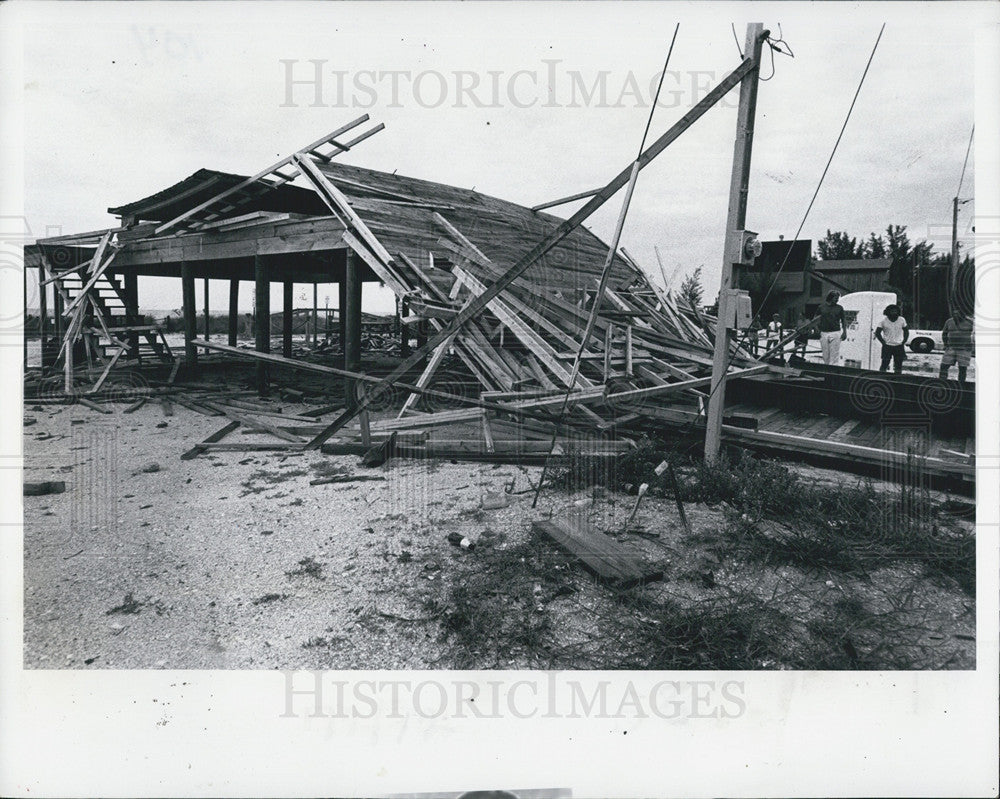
left=105, top=593, right=143, bottom=616
left=285, top=557, right=324, bottom=580
left=252, top=593, right=288, bottom=605
left=24, top=481, right=66, bottom=497
left=446, top=532, right=476, bottom=550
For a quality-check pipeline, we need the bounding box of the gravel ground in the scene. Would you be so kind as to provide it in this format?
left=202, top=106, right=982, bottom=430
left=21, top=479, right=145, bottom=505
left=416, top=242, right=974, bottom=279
left=22, top=399, right=546, bottom=669
left=22, top=398, right=975, bottom=670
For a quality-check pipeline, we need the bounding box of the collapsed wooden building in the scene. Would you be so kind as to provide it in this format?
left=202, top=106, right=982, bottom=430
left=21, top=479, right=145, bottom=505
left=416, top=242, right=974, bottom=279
left=24, top=106, right=974, bottom=487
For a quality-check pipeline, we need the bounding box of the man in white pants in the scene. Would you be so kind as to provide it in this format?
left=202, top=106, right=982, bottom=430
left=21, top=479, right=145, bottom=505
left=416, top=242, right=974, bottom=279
left=812, top=290, right=847, bottom=365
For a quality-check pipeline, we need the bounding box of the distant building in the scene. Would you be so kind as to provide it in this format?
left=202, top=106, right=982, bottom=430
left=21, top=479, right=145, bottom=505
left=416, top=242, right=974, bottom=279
left=737, top=238, right=892, bottom=325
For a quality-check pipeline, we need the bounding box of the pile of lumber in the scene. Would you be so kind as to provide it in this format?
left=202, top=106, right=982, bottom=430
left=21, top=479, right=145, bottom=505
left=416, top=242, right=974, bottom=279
left=275, top=158, right=768, bottom=449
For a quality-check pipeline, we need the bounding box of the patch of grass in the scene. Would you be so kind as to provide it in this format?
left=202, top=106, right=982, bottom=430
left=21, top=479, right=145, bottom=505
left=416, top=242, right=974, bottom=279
left=240, top=468, right=309, bottom=497
left=285, top=556, right=325, bottom=580
left=310, top=461, right=350, bottom=478
left=423, top=538, right=576, bottom=669
left=301, top=635, right=343, bottom=648
left=106, top=593, right=143, bottom=615
left=252, top=593, right=288, bottom=605
left=614, top=595, right=788, bottom=670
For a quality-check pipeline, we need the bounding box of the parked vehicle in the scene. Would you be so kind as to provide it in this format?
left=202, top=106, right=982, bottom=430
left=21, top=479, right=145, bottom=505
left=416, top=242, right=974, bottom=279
left=908, top=329, right=943, bottom=353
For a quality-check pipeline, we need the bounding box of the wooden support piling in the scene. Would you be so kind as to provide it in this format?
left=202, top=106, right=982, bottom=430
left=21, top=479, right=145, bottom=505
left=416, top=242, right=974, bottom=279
left=338, top=277, right=348, bottom=357
left=344, top=250, right=362, bottom=409
left=312, top=283, right=318, bottom=347
left=283, top=281, right=294, bottom=358
left=123, top=271, right=139, bottom=357
left=181, top=261, right=197, bottom=365
left=203, top=277, right=210, bottom=340
left=228, top=279, right=239, bottom=346
left=254, top=255, right=269, bottom=395
left=38, top=264, right=48, bottom=367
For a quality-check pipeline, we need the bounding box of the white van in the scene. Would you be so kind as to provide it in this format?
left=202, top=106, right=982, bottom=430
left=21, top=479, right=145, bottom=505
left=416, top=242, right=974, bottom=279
left=838, top=291, right=897, bottom=370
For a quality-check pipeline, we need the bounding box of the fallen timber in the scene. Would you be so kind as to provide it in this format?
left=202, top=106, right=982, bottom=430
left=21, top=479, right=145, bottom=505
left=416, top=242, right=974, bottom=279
left=193, top=339, right=760, bottom=425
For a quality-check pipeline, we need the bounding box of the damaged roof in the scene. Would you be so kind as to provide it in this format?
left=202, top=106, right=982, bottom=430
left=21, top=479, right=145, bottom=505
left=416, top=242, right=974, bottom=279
left=107, top=168, right=330, bottom=222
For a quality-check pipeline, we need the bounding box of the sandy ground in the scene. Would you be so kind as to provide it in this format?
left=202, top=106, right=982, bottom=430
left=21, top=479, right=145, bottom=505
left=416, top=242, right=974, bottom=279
left=22, top=393, right=975, bottom=670
left=22, top=398, right=548, bottom=668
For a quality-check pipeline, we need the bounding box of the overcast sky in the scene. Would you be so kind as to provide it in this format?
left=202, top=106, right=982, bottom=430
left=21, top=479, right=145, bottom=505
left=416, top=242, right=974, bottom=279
left=7, top=1, right=990, bottom=315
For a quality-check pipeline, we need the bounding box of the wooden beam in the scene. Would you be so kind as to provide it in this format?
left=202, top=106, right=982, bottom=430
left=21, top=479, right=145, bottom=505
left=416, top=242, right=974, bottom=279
left=228, top=279, right=239, bottom=346
left=312, top=283, right=319, bottom=347
left=203, top=278, right=210, bottom=340
left=181, top=261, right=197, bottom=364
left=283, top=281, right=294, bottom=358
left=122, top=271, right=139, bottom=356
left=63, top=232, right=113, bottom=314
left=344, top=250, right=362, bottom=409
left=531, top=187, right=602, bottom=212
left=181, top=420, right=241, bottom=460
left=37, top=263, right=49, bottom=367
left=254, top=254, right=269, bottom=396
left=191, top=339, right=596, bottom=430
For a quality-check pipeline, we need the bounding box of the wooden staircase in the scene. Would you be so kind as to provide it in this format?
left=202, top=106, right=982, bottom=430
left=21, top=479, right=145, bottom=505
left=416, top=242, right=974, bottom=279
left=47, top=256, right=175, bottom=374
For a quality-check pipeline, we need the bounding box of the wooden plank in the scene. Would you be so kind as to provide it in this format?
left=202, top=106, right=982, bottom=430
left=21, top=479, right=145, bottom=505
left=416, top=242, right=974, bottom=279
left=181, top=420, right=241, bottom=460
left=201, top=402, right=304, bottom=443
left=199, top=442, right=304, bottom=453
left=87, top=345, right=127, bottom=394
left=481, top=410, right=495, bottom=454
left=63, top=232, right=114, bottom=314
left=359, top=407, right=372, bottom=447
left=301, top=404, right=342, bottom=418
left=531, top=186, right=602, bottom=212
left=397, top=322, right=459, bottom=417
left=211, top=398, right=316, bottom=422
left=77, top=397, right=112, bottom=414
left=724, top=425, right=974, bottom=479
left=826, top=418, right=859, bottom=441
left=532, top=512, right=663, bottom=588
left=171, top=395, right=224, bottom=417
left=123, top=397, right=147, bottom=414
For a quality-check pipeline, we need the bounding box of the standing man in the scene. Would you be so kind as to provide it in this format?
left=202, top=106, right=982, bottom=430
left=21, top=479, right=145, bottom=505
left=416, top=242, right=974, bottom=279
left=875, top=303, right=909, bottom=374
left=939, top=307, right=974, bottom=384
left=813, top=291, right=847, bottom=366
left=765, top=313, right=784, bottom=363
left=746, top=318, right=760, bottom=356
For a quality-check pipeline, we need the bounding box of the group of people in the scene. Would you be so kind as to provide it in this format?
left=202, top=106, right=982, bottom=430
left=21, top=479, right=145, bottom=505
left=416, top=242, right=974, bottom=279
left=747, top=291, right=974, bottom=383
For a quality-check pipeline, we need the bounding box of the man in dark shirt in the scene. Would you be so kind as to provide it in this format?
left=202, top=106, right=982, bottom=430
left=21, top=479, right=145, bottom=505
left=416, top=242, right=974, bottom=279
left=812, top=291, right=847, bottom=365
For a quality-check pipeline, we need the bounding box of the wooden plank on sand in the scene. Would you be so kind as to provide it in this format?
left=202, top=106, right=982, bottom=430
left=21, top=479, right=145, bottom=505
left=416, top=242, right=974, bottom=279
left=532, top=512, right=663, bottom=588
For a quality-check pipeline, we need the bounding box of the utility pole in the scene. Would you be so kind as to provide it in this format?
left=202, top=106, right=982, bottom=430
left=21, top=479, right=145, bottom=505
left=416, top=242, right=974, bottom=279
left=950, top=195, right=959, bottom=310
left=704, top=22, right=767, bottom=465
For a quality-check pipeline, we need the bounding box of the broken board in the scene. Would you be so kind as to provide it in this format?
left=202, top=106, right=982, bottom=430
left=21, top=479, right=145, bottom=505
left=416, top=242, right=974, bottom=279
left=532, top=511, right=663, bottom=589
